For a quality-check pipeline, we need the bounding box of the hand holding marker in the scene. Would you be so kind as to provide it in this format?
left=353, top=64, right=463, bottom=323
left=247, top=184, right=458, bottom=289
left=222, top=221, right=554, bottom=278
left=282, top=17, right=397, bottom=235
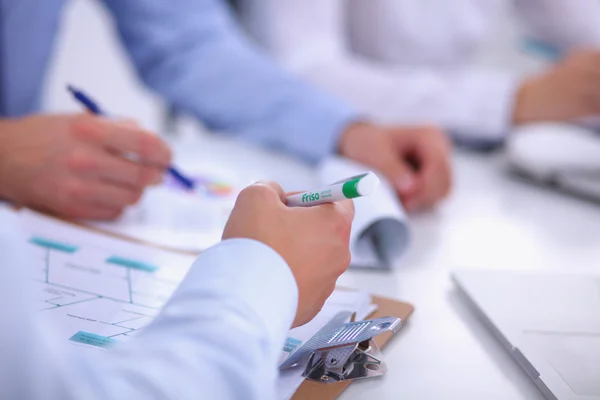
left=287, top=172, right=380, bottom=207
left=67, top=85, right=196, bottom=190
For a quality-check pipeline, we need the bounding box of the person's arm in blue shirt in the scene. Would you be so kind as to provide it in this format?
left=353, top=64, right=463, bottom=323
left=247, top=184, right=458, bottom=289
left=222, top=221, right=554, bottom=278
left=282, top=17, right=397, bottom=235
left=101, top=0, right=358, bottom=164
left=97, top=0, right=451, bottom=210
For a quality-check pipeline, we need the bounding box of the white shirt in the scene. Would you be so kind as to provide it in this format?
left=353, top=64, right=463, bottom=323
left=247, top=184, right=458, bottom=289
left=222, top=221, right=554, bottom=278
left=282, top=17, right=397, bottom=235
left=238, top=0, right=600, bottom=142
left=0, top=210, right=297, bottom=400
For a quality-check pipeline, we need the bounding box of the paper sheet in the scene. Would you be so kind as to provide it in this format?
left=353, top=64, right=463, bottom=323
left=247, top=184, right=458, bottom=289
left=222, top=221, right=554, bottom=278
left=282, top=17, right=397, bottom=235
left=319, top=157, right=410, bottom=268
left=90, top=165, right=248, bottom=252
left=20, top=210, right=196, bottom=345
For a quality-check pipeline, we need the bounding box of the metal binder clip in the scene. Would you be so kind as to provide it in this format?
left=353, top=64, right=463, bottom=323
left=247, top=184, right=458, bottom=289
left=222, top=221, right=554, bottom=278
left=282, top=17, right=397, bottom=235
left=280, top=311, right=402, bottom=384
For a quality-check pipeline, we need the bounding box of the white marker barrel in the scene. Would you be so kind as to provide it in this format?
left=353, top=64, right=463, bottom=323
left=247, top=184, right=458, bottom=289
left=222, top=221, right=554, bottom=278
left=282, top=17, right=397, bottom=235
left=287, top=172, right=380, bottom=207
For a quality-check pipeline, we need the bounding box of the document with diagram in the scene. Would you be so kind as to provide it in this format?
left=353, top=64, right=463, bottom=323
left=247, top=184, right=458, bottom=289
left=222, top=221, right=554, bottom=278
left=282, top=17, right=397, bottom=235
left=21, top=210, right=196, bottom=347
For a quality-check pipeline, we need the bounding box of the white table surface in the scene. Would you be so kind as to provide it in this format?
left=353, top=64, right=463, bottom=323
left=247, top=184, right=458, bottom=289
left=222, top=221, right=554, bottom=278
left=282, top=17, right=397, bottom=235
left=171, top=129, right=600, bottom=400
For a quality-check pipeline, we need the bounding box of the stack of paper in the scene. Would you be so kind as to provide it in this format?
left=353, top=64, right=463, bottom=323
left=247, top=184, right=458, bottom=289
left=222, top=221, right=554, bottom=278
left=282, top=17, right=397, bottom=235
left=320, top=157, right=410, bottom=268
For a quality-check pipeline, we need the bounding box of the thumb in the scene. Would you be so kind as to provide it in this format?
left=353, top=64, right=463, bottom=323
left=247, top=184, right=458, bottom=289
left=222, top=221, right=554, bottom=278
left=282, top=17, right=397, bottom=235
left=253, top=180, right=287, bottom=203
left=334, top=199, right=355, bottom=223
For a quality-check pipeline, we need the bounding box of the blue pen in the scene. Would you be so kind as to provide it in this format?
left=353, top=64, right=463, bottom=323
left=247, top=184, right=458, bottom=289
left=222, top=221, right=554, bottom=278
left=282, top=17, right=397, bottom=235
left=67, top=85, right=195, bottom=190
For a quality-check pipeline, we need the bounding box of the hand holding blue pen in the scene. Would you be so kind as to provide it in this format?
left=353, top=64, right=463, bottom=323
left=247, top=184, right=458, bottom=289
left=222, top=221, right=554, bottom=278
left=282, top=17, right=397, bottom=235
left=0, top=106, right=173, bottom=219
left=67, top=85, right=195, bottom=190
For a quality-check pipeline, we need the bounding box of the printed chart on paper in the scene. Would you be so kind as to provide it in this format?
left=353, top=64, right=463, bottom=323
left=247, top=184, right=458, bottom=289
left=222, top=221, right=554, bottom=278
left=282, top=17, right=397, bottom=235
left=23, top=212, right=195, bottom=349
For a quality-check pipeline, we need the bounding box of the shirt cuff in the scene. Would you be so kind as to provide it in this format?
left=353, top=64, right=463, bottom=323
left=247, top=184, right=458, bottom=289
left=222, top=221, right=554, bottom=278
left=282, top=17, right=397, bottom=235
left=450, top=72, right=521, bottom=145
left=178, top=238, right=298, bottom=348
left=238, top=90, right=361, bottom=164
left=278, top=94, right=360, bottom=164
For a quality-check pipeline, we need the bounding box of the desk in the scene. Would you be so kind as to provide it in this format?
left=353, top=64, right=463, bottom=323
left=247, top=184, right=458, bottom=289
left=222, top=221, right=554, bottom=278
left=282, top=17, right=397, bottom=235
left=171, top=129, right=600, bottom=400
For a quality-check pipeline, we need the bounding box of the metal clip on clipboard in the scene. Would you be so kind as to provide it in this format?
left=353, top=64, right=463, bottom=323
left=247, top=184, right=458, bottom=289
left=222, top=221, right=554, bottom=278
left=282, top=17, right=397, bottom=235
left=280, top=311, right=402, bottom=384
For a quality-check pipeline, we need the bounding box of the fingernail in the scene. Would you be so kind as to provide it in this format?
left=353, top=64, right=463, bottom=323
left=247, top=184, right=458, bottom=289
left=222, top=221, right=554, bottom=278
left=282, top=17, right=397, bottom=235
left=396, top=175, right=416, bottom=194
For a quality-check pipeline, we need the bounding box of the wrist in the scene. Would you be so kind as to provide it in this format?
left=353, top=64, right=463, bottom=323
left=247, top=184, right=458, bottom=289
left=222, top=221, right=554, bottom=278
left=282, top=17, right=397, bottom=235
left=513, top=73, right=563, bottom=126
left=0, top=120, right=14, bottom=200
left=513, top=79, right=536, bottom=126
left=337, top=121, right=377, bottom=159
left=0, top=118, right=24, bottom=201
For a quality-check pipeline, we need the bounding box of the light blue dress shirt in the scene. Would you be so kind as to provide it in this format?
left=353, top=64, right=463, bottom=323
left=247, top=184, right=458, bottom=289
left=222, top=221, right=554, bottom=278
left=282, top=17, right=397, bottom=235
left=0, top=209, right=298, bottom=399
left=0, top=0, right=357, bottom=163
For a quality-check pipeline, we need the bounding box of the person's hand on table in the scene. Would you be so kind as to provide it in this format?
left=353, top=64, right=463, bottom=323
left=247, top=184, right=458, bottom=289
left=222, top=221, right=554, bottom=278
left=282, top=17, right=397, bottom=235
left=222, top=180, right=355, bottom=327
left=0, top=113, right=172, bottom=220
left=338, top=122, right=452, bottom=212
left=514, top=50, right=600, bottom=124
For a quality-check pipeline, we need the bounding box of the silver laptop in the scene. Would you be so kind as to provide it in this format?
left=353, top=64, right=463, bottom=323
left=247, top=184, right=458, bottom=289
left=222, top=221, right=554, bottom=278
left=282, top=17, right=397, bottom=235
left=453, top=269, right=600, bottom=400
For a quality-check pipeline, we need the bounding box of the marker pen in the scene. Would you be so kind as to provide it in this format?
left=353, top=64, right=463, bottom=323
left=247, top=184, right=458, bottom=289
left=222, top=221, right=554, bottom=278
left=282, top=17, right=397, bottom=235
left=287, top=172, right=380, bottom=207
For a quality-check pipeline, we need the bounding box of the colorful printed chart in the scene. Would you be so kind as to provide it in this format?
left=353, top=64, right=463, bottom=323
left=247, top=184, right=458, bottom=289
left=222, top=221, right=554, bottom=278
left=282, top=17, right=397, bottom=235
left=164, top=173, right=235, bottom=198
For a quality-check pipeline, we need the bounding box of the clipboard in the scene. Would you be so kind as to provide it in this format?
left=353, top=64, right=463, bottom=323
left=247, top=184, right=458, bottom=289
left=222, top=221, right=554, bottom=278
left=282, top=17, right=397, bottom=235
left=24, top=210, right=415, bottom=399
left=292, top=295, right=414, bottom=400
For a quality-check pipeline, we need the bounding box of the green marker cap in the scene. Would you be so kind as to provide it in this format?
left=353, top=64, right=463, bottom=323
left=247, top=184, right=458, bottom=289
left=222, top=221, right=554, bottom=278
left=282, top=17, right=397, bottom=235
left=340, top=172, right=379, bottom=199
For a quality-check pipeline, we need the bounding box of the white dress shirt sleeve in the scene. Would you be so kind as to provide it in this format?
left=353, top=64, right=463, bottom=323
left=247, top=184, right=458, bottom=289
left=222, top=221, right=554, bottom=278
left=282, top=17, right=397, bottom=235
left=237, top=0, right=518, bottom=143
left=0, top=211, right=297, bottom=400
left=237, top=0, right=600, bottom=143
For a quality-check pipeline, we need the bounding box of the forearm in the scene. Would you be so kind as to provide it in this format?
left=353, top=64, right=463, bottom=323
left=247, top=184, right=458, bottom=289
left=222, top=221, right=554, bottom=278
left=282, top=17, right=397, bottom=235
left=1, top=238, right=297, bottom=399
left=86, top=239, right=295, bottom=399
left=291, top=57, right=520, bottom=142
left=0, top=119, right=19, bottom=200
left=102, top=0, right=357, bottom=163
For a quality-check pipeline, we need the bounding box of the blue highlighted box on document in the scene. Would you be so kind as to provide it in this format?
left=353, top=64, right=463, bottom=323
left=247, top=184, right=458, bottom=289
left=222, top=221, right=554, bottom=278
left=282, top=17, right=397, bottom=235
left=521, top=38, right=562, bottom=61
left=69, top=331, right=115, bottom=348
left=283, top=337, right=303, bottom=353
left=29, top=237, right=78, bottom=253
left=106, top=256, right=158, bottom=273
